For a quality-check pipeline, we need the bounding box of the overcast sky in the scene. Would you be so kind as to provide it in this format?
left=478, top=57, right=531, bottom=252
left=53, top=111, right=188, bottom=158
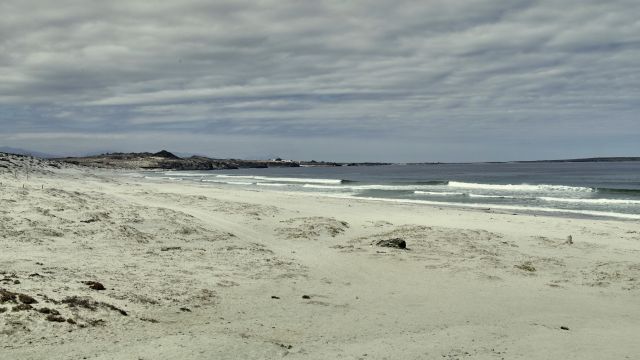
left=1, top=0, right=639, bottom=162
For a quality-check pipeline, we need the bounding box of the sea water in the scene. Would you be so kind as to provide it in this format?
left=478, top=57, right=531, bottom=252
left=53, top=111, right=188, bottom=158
left=141, top=161, right=640, bottom=220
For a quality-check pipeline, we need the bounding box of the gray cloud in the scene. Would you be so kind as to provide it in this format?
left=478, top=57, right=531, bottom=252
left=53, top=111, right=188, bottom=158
left=1, top=0, right=639, bottom=161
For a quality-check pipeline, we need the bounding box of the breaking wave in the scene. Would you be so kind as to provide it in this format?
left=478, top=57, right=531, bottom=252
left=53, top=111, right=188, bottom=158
left=414, top=191, right=465, bottom=196
left=216, top=175, right=346, bottom=184
left=447, top=181, right=592, bottom=193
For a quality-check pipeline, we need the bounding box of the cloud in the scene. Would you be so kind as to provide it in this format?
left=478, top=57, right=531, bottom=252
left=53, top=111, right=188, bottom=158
left=0, top=0, right=639, bottom=161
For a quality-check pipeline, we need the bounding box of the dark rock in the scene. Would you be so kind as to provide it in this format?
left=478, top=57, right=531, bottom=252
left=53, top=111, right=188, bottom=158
left=153, top=150, right=180, bottom=159
left=109, top=305, right=128, bottom=316
left=46, top=314, right=66, bottom=322
left=83, top=281, right=106, bottom=291
left=38, top=307, right=60, bottom=315
left=88, top=319, right=106, bottom=327
left=565, top=235, right=573, bottom=245
left=0, top=307, right=6, bottom=313
left=376, top=238, right=407, bottom=249
left=161, top=246, right=182, bottom=251
left=561, top=326, right=570, bottom=330
left=180, top=307, right=192, bottom=312
left=515, top=262, right=536, bottom=272
left=67, top=318, right=77, bottom=324
left=0, top=289, right=16, bottom=303
left=302, top=295, right=311, bottom=299
left=13, top=280, right=20, bottom=285
left=12, top=303, right=33, bottom=312
left=18, top=294, right=38, bottom=304
left=271, top=296, right=280, bottom=299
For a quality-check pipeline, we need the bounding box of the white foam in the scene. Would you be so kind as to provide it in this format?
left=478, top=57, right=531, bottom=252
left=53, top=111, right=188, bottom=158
left=539, top=197, right=640, bottom=205
left=256, top=182, right=292, bottom=187
left=145, top=176, right=182, bottom=181
left=303, top=184, right=452, bottom=191
left=414, top=191, right=465, bottom=196
left=302, top=184, right=348, bottom=190
left=217, top=175, right=343, bottom=184
left=351, top=184, right=424, bottom=191
left=201, top=179, right=254, bottom=185
left=215, top=175, right=261, bottom=180
left=448, top=181, right=592, bottom=193
left=163, top=171, right=210, bottom=177
left=468, top=194, right=519, bottom=199
left=323, top=194, right=640, bottom=220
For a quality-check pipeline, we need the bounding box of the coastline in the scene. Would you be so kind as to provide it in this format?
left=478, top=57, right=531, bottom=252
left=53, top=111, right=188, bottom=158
left=1, top=166, right=639, bottom=359
left=139, top=170, right=640, bottom=222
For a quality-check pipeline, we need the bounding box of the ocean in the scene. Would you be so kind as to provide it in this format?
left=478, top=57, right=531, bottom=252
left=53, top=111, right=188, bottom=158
left=140, top=161, right=640, bottom=220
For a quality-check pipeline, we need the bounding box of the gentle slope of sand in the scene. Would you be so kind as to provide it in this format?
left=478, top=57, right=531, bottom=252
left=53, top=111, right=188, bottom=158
left=1, top=162, right=639, bottom=359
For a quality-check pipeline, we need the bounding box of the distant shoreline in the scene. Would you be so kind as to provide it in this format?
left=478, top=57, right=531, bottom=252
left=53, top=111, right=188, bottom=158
left=2, top=149, right=639, bottom=170
left=408, top=157, right=640, bottom=165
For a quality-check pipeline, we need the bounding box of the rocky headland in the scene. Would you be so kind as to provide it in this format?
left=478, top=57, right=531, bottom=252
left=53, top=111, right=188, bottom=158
left=56, top=150, right=302, bottom=170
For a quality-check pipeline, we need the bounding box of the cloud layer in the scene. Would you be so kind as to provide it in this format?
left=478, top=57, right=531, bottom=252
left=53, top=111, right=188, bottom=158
left=1, top=0, right=639, bottom=161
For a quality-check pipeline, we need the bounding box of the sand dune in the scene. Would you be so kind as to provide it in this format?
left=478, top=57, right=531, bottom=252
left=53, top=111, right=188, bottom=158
left=1, top=157, right=639, bottom=359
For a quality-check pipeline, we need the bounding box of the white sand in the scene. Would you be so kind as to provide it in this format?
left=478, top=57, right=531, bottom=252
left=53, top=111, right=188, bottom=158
left=1, top=163, right=639, bottom=359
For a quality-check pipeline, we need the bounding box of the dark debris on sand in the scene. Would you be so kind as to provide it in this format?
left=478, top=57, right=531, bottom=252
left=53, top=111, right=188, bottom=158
left=62, top=296, right=128, bottom=316
left=376, top=238, right=407, bottom=249
left=83, top=281, right=106, bottom=291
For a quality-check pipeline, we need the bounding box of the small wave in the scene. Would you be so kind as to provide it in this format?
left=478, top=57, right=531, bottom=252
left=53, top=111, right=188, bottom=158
left=351, top=184, right=441, bottom=191
left=302, top=184, right=347, bottom=190
left=163, top=171, right=211, bottom=177
left=468, top=194, right=520, bottom=199
left=216, top=175, right=345, bottom=184
left=201, top=179, right=254, bottom=185
left=144, top=176, right=182, bottom=181
left=256, top=182, right=292, bottom=187
left=408, top=180, right=450, bottom=186
left=325, top=195, right=640, bottom=220
left=448, top=181, right=592, bottom=193
left=304, top=184, right=446, bottom=191
left=539, top=197, right=640, bottom=205
left=215, top=175, right=256, bottom=179
left=414, top=191, right=465, bottom=196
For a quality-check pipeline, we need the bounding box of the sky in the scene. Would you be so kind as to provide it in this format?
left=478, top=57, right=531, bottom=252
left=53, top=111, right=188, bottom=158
left=1, top=0, right=639, bottom=162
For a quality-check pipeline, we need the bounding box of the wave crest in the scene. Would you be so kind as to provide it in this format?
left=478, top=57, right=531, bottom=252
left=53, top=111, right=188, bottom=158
left=448, top=181, right=592, bottom=192
left=216, top=175, right=344, bottom=184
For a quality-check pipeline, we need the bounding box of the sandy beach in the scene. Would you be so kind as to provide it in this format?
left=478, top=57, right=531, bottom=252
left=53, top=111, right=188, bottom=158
left=2, top=158, right=640, bottom=359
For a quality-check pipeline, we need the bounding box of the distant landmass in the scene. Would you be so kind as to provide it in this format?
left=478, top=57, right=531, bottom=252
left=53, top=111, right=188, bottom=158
left=2, top=147, right=638, bottom=170
left=53, top=150, right=389, bottom=170
left=0, top=146, right=59, bottom=159
left=409, top=157, right=640, bottom=165
left=518, top=157, right=640, bottom=163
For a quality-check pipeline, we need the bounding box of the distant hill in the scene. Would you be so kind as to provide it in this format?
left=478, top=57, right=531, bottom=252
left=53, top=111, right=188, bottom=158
left=0, top=146, right=59, bottom=159
left=55, top=150, right=303, bottom=170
